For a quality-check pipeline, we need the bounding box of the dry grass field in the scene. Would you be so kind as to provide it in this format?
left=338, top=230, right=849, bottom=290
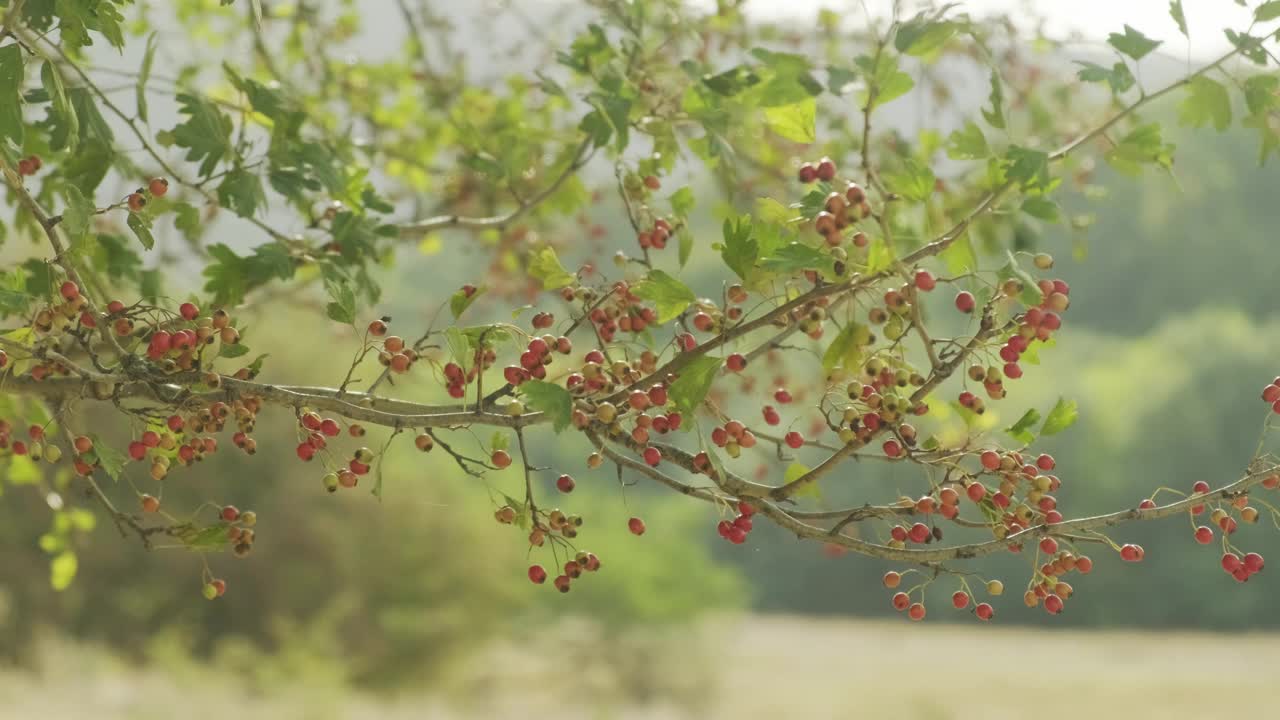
left=3, top=615, right=1277, bottom=720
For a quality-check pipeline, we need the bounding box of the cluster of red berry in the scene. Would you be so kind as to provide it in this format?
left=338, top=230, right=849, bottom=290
left=1026, top=546, right=1095, bottom=615
left=0, top=422, right=63, bottom=463
left=1262, top=377, right=1280, bottom=414
left=126, top=177, right=169, bottom=212
left=528, top=549, right=603, bottom=593
left=365, top=319, right=420, bottom=375
left=15, top=154, right=42, bottom=176
left=716, top=501, right=755, bottom=545
left=503, top=330, right=572, bottom=386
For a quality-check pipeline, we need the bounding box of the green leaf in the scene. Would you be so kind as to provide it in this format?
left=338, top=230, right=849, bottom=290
left=939, top=231, right=977, bottom=275
left=1104, top=123, right=1176, bottom=175
left=864, top=237, right=896, bottom=273
left=821, top=321, right=870, bottom=372
left=445, top=327, right=472, bottom=375
left=322, top=267, right=356, bottom=325
left=450, top=285, right=485, bottom=320
left=895, top=16, right=958, bottom=56
left=982, top=70, right=1005, bottom=129
left=884, top=158, right=935, bottom=202
left=1040, top=397, right=1079, bottom=436
left=1020, top=197, right=1061, bottom=222
left=54, top=0, right=126, bottom=49
left=173, top=202, right=203, bottom=237
left=763, top=97, right=816, bottom=143
left=750, top=48, right=824, bottom=107
left=219, top=342, right=250, bottom=359
left=527, top=246, right=575, bottom=290
left=6, top=453, right=41, bottom=484
left=136, top=33, right=157, bottom=124
left=720, top=216, right=758, bottom=284
left=1005, top=408, right=1041, bottom=445
left=632, top=270, right=695, bottom=324
left=1178, top=76, right=1232, bottom=131
left=126, top=213, right=155, bottom=251
left=216, top=168, right=266, bottom=218
left=1244, top=75, right=1280, bottom=115
left=668, top=355, right=723, bottom=415
left=50, top=551, right=78, bottom=591
left=61, top=186, right=94, bottom=240
left=826, top=65, right=858, bottom=95
left=758, top=242, right=834, bottom=276
left=1255, top=1, right=1280, bottom=21
left=172, top=94, right=234, bottom=177
left=89, top=434, right=128, bottom=481
left=946, top=121, right=989, bottom=160
left=1107, top=25, right=1162, bottom=60
left=1169, top=1, right=1188, bottom=37
left=41, top=61, right=78, bottom=152
left=1003, top=146, right=1051, bottom=191
left=855, top=53, right=914, bottom=109
left=670, top=186, right=696, bottom=217
left=520, top=380, right=572, bottom=433
left=0, top=45, right=24, bottom=146
left=670, top=187, right=696, bottom=268
left=785, top=463, right=821, bottom=500
left=1224, top=30, right=1266, bottom=66
left=1075, top=61, right=1135, bottom=93
left=703, top=65, right=760, bottom=96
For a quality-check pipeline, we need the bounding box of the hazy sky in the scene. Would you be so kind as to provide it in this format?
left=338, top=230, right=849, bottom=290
left=714, top=0, right=1260, bottom=60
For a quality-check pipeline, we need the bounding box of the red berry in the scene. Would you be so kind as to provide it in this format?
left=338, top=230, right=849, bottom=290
left=914, top=270, right=936, bottom=292
left=628, top=517, right=646, bottom=536
left=59, top=281, right=80, bottom=301
left=883, top=571, right=902, bottom=588
left=491, top=450, right=512, bottom=469
left=221, top=505, right=240, bottom=522
left=774, top=388, right=792, bottom=404
left=128, top=441, right=147, bottom=461
left=1039, top=537, right=1058, bottom=555
left=528, top=565, right=548, bottom=584
left=726, top=353, right=747, bottom=372
left=1244, top=552, right=1265, bottom=573
left=975, top=602, right=994, bottom=621
left=1192, top=480, right=1211, bottom=495
left=1044, top=595, right=1064, bottom=614
left=73, top=436, right=93, bottom=454
left=1075, top=556, right=1094, bottom=574
left=783, top=431, right=804, bottom=450
left=883, top=439, right=902, bottom=458
left=907, top=602, right=927, bottom=621
left=127, top=193, right=146, bottom=212
left=556, top=474, right=575, bottom=493
left=1120, top=544, right=1144, bottom=562
left=891, top=592, right=910, bottom=611
left=1222, top=552, right=1242, bottom=573
left=149, top=177, right=169, bottom=197
left=1036, top=454, right=1055, bottom=471
left=816, top=157, right=836, bottom=181
left=643, top=446, right=662, bottom=466
left=179, top=302, right=199, bottom=321
left=1194, top=526, right=1214, bottom=545
left=762, top=406, right=780, bottom=426
left=980, top=450, right=1001, bottom=471
left=952, top=591, right=969, bottom=609
left=966, top=482, right=987, bottom=502
left=1263, top=385, right=1280, bottom=403
left=954, top=291, right=976, bottom=313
